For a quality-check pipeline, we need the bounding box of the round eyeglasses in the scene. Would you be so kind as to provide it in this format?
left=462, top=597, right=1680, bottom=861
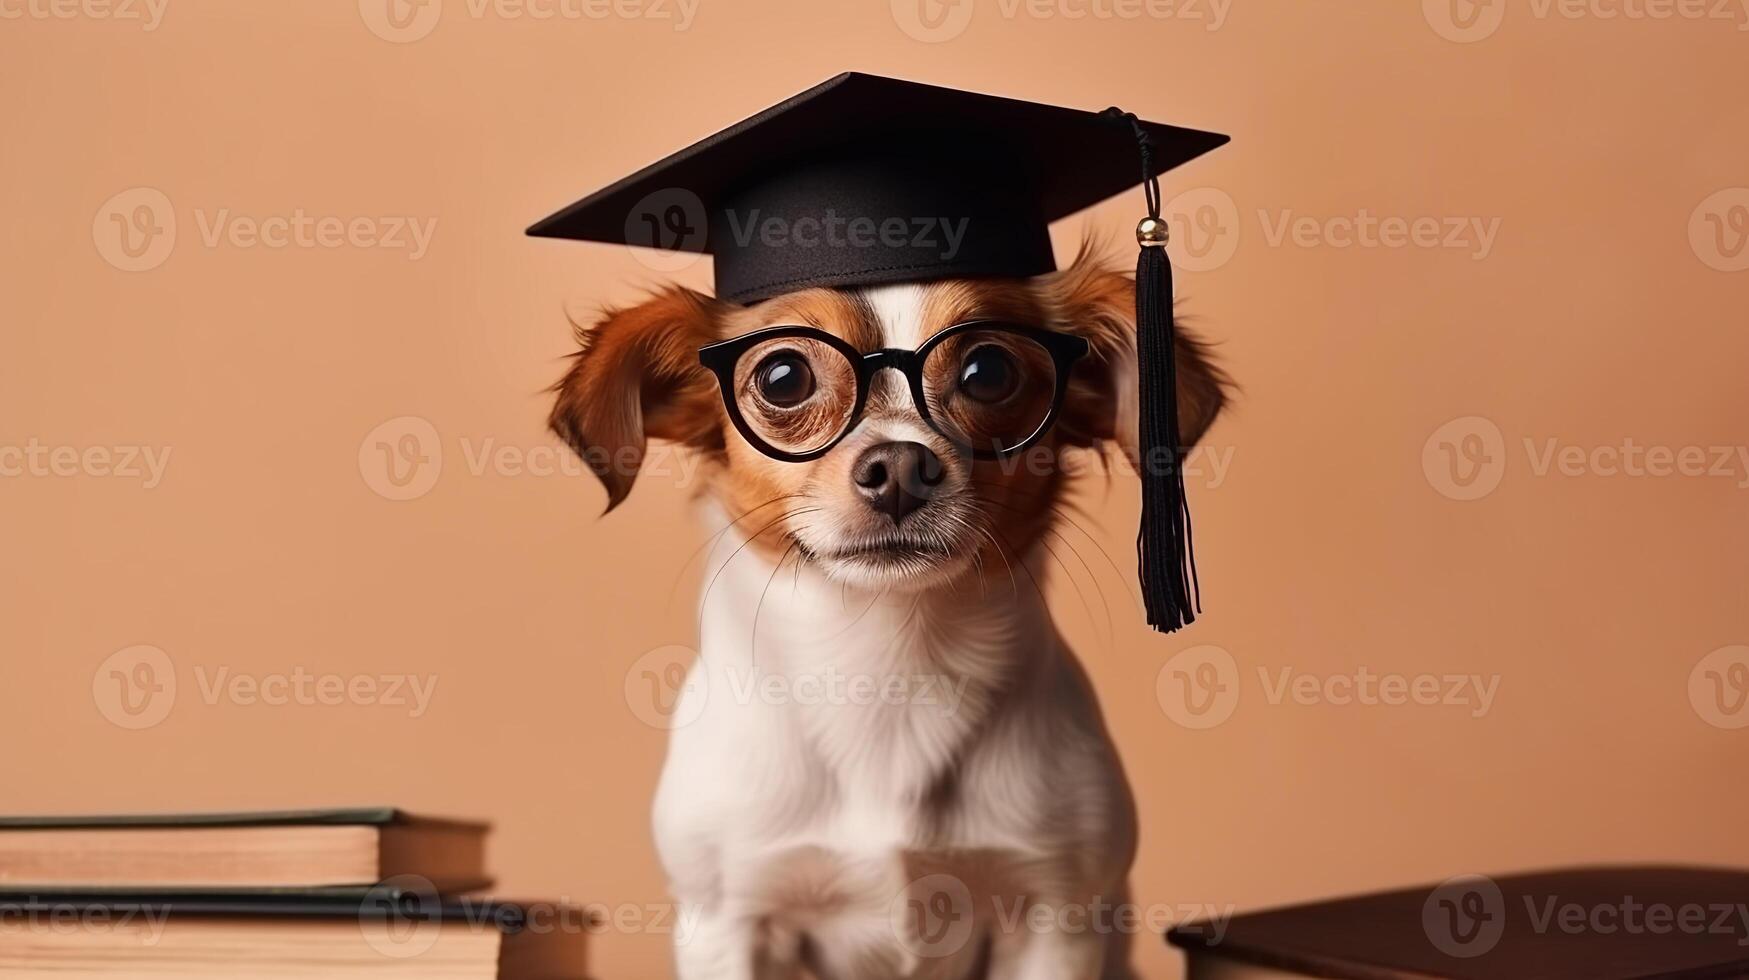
left=698, top=321, right=1090, bottom=462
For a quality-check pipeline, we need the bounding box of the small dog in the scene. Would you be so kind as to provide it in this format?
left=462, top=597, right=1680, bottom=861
left=550, top=244, right=1227, bottom=980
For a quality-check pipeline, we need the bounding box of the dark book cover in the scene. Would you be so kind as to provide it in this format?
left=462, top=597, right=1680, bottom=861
left=1169, top=865, right=1749, bottom=980
left=0, top=891, right=578, bottom=933
left=0, top=807, right=485, bottom=831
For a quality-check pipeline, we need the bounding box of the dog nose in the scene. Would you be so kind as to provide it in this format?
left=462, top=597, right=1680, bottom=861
left=851, top=441, right=944, bottom=523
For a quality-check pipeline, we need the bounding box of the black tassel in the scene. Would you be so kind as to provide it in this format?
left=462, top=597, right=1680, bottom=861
left=1105, top=107, right=1200, bottom=633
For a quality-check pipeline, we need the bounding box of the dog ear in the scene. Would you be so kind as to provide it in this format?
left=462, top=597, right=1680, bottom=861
left=549, top=286, right=726, bottom=510
left=1044, top=246, right=1230, bottom=464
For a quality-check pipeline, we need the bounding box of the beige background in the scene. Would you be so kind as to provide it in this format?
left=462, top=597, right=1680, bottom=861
left=4, top=1, right=1749, bottom=977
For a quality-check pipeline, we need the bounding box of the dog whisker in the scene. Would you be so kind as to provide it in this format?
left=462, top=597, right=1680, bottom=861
left=1034, top=530, right=1108, bottom=650
left=667, top=493, right=811, bottom=612
left=752, top=538, right=803, bottom=666
left=983, top=521, right=1050, bottom=611
left=980, top=496, right=1142, bottom=621
left=972, top=522, right=1019, bottom=602
left=697, top=506, right=820, bottom=637
left=1045, top=504, right=1146, bottom=612
left=1047, top=528, right=1117, bottom=649
left=983, top=497, right=1117, bottom=647
left=1044, top=526, right=1119, bottom=649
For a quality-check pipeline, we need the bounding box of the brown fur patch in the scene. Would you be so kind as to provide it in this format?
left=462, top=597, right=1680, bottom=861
left=744, top=288, right=882, bottom=351
left=547, top=286, right=726, bottom=509
left=1036, top=240, right=1231, bottom=458
left=918, top=278, right=1051, bottom=338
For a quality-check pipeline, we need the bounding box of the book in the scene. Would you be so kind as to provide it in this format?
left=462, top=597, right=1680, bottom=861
left=0, top=808, right=489, bottom=893
left=1168, top=865, right=1749, bottom=980
left=0, top=893, right=589, bottom=979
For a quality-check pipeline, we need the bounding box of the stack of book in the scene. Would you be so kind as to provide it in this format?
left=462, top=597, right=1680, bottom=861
left=0, top=808, right=590, bottom=978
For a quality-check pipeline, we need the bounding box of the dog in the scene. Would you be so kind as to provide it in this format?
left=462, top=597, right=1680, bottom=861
left=549, top=243, right=1228, bottom=979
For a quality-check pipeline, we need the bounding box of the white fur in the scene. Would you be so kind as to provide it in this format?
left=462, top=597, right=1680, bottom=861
left=650, top=284, right=1139, bottom=979
left=863, top=283, right=931, bottom=350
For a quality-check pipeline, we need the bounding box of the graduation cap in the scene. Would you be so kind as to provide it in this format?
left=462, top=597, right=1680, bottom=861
left=528, top=72, right=1228, bottom=634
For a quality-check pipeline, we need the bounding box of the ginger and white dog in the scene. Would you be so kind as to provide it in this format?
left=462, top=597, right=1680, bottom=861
left=549, top=246, right=1227, bottom=979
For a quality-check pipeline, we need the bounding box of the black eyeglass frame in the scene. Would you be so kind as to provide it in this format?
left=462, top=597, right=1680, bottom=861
left=698, top=320, right=1090, bottom=463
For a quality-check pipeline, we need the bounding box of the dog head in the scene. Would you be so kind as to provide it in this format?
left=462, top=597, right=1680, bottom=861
left=549, top=245, right=1228, bottom=593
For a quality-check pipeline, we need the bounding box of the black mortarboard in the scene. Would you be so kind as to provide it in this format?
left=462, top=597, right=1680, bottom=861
left=529, top=72, right=1229, bottom=633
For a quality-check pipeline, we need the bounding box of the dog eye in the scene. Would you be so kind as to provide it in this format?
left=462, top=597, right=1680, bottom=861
left=957, top=345, right=1020, bottom=404
left=753, top=351, right=816, bottom=408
